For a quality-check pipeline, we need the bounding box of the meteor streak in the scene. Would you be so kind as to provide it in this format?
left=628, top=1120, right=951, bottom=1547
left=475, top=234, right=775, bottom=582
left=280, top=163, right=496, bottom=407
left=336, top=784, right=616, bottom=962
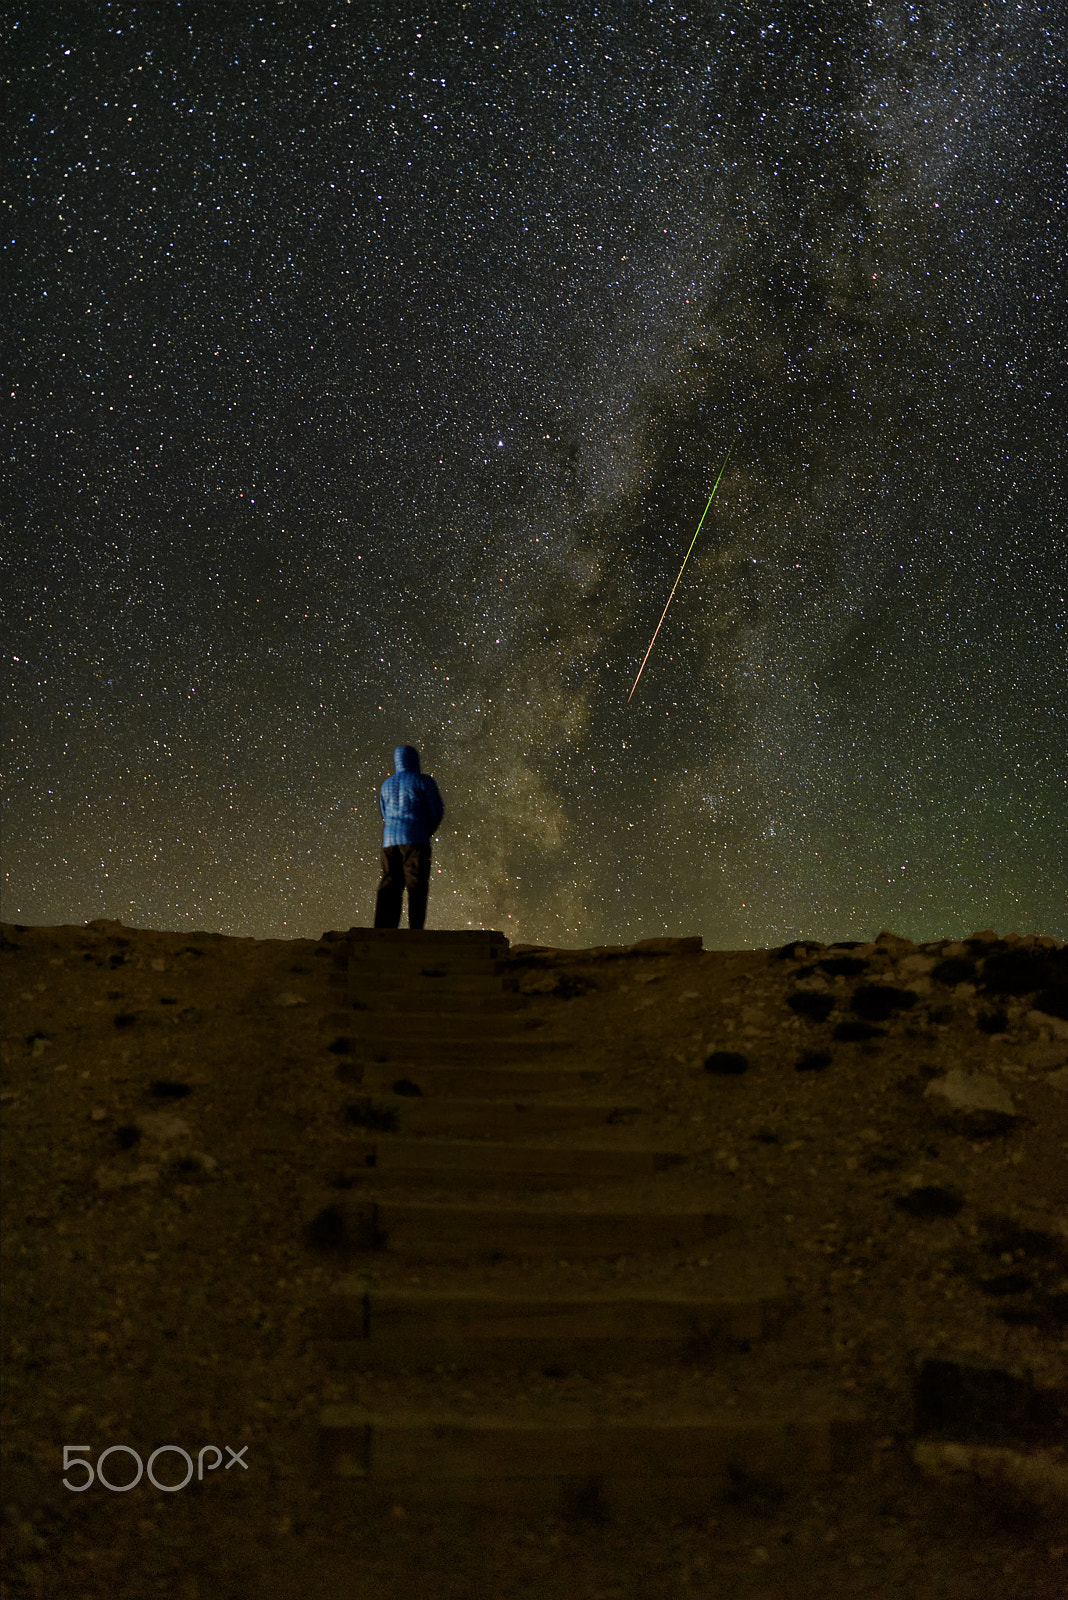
left=627, top=446, right=733, bottom=702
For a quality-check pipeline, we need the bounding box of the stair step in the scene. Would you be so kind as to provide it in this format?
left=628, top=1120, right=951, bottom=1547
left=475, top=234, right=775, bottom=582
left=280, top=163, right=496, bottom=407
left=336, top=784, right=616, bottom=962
left=353, top=1063, right=607, bottom=1097
left=316, top=1405, right=868, bottom=1511
left=349, top=1016, right=553, bottom=1041
left=321, top=1011, right=571, bottom=1049
left=317, top=1200, right=734, bottom=1257
left=318, top=1282, right=789, bottom=1344
left=346, top=929, right=509, bottom=946
left=348, top=993, right=523, bottom=1014
left=351, top=958, right=514, bottom=980
left=331, top=1138, right=683, bottom=1187
left=346, top=931, right=510, bottom=972
left=350, top=974, right=512, bottom=996
left=337, top=1095, right=643, bottom=1139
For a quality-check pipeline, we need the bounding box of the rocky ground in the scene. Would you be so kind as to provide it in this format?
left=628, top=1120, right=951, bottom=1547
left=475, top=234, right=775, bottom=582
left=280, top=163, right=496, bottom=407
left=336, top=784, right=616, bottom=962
left=1, top=917, right=1066, bottom=1599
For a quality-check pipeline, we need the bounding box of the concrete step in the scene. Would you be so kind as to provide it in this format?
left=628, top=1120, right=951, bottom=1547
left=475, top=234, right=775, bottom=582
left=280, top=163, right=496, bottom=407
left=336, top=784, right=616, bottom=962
left=347, top=1013, right=551, bottom=1040
left=338, top=1095, right=643, bottom=1139
left=351, top=960, right=514, bottom=983
left=326, top=1031, right=578, bottom=1067
left=331, top=1137, right=684, bottom=1188
left=346, top=932, right=509, bottom=969
left=315, top=1281, right=790, bottom=1365
left=347, top=992, right=524, bottom=1015
left=350, top=973, right=513, bottom=996
left=315, top=1404, right=868, bottom=1513
left=352, top=1062, right=608, bottom=1097
left=345, top=929, right=509, bottom=947
left=314, top=1199, right=734, bottom=1257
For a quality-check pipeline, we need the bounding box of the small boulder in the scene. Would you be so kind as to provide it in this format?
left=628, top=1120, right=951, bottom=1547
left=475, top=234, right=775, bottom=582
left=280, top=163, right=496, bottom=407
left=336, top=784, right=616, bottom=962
left=96, top=1162, right=159, bottom=1191
left=795, top=1050, right=832, bottom=1072
left=139, top=1113, right=191, bottom=1143
left=913, top=1348, right=1064, bottom=1444
left=631, top=936, right=703, bottom=956
left=894, top=1184, right=964, bottom=1219
left=833, top=1020, right=884, bottom=1042
left=851, top=984, right=917, bottom=1021
left=787, top=991, right=834, bottom=1023
left=912, top=1442, right=1068, bottom=1517
left=924, top=1070, right=1018, bottom=1132
left=704, top=1050, right=749, bottom=1075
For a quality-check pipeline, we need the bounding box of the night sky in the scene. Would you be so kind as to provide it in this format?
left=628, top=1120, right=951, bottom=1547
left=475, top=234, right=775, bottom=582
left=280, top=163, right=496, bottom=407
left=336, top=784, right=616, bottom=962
left=5, top=4, right=1065, bottom=948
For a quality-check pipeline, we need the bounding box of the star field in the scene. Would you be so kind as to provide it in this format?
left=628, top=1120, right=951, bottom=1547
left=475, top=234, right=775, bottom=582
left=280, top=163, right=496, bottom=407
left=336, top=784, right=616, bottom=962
left=4, top=3, right=1065, bottom=945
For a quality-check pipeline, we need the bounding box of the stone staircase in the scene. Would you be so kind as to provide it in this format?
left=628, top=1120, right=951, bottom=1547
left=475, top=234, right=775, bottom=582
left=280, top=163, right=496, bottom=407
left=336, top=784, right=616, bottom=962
left=305, top=929, right=868, bottom=1514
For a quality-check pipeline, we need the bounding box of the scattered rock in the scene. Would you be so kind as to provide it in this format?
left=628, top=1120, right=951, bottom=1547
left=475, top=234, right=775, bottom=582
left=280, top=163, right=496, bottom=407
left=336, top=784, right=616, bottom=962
left=931, top=956, right=978, bottom=987
left=787, top=991, right=835, bottom=1023
left=875, top=931, right=915, bottom=952
left=303, top=1205, right=349, bottom=1249
left=1025, top=1042, right=1067, bottom=1069
left=978, top=1271, right=1033, bottom=1296
left=344, top=1100, right=398, bottom=1132
left=1046, top=1067, right=1068, bottom=1092
left=833, top=1021, right=884, bottom=1042
left=795, top=1050, right=832, bottom=1072
left=95, top=1162, right=160, bottom=1191
left=703, top=1050, right=749, bottom=1075
left=275, top=991, right=307, bottom=1007
left=139, top=1113, right=192, bottom=1142
left=913, top=1349, right=1066, bottom=1445
left=631, top=936, right=703, bottom=956
left=518, top=971, right=594, bottom=998
left=1027, top=1009, right=1068, bottom=1039
left=817, top=956, right=868, bottom=978
left=981, top=948, right=1067, bottom=997
left=894, top=1185, right=964, bottom=1219
left=912, top=1441, right=1068, bottom=1517
left=923, top=1071, right=1018, bottom=1132
left=851, top=985, right=917, bottom=1021
left=1034, top=985, right=1068, bottom=1021
left=773, top=940, right=823, bottom=960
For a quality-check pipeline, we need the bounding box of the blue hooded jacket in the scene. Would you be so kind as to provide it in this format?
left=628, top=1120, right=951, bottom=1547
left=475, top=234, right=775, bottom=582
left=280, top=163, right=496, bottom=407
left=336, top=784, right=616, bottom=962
left=379, top=746, right=445, bottom=848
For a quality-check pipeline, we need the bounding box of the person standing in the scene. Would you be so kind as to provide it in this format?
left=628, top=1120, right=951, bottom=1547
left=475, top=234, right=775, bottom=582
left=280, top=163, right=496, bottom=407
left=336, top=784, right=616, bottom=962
left=373, top=745, right=445, bottom=929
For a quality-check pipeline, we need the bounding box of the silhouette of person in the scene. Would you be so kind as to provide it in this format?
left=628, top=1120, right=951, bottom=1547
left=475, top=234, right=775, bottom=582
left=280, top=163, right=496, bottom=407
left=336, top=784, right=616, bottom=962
left=373, top=745, right=445, bottom=930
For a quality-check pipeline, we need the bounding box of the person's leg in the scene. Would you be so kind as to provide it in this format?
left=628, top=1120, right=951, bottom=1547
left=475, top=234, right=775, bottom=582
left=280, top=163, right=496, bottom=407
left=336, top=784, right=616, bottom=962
left=401, top=844, right=432, bottom=930
left=374, top=847, right=405, bottom=928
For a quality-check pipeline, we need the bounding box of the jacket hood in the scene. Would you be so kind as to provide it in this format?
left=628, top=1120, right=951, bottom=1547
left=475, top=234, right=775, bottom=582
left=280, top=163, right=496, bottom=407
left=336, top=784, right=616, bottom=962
left=393, top=745, right=421, bottom=774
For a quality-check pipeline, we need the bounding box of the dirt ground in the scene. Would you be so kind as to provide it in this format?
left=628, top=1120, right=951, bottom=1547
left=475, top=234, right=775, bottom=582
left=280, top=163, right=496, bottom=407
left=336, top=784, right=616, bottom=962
left=2, top=917, right=1066, bottom=1599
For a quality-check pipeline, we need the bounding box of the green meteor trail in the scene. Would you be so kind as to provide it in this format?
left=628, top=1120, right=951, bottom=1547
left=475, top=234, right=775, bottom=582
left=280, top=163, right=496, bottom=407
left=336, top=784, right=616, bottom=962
left=627, top=446, right=733, bottom=703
